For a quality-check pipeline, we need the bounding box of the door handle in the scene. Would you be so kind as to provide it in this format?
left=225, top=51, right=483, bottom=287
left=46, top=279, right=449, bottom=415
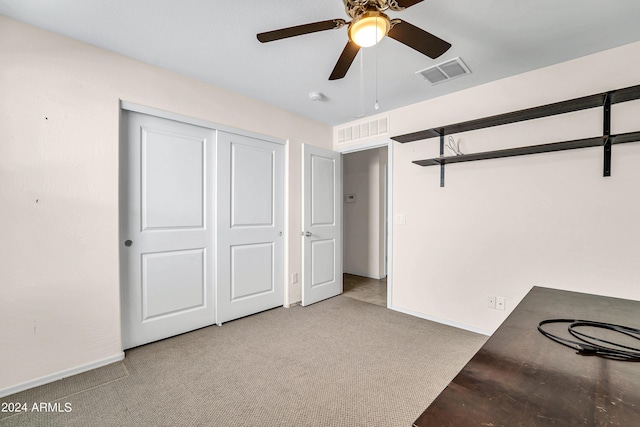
left=305, top=231, right=312, bottom=237
left=124, top=240, right=133, bottom=247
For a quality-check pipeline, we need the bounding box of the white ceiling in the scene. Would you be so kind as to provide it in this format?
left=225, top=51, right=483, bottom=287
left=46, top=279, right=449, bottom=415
left=2, top=0, right=640, bottom=126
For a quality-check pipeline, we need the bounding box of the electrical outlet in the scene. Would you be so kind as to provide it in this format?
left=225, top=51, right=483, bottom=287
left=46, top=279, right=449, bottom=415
left=487, top=296, right=496, bottom=309
left=291, top=273, right=298, bottom=284
left=496, top=296, right=506, bottom=310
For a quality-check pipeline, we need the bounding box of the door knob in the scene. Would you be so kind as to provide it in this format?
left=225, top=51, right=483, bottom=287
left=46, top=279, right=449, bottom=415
left=124, top=240, right=133, bottom=247
left=305, top=231, right=312, bottom=237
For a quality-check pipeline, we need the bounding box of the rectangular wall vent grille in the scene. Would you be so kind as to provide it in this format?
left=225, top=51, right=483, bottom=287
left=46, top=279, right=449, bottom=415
left=416, top=57, right=471, bottom=85
left=336, top=116, right=389, bottom=144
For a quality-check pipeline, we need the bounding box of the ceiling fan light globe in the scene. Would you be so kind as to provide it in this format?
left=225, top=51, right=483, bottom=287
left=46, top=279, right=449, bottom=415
left=349, top=12, right=390, bottom=47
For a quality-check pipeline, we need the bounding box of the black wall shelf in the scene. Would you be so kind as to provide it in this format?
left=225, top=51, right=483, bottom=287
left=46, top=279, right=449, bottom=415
left=391, top=84, right=640, bottom=186
left=412, top=132, right=640, bottom=167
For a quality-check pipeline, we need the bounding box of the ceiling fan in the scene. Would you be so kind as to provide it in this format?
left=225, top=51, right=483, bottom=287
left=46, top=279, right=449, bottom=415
left=257, top=0, right=451, bottom=81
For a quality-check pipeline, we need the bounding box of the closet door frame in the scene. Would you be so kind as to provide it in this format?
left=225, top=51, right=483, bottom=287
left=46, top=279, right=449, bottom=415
left=120, top=101, right=288, bottom=335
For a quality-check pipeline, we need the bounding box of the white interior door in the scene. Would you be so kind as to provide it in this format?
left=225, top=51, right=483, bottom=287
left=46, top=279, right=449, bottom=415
left=120, top=111, right=215, bottom=349
left=217, top=131, right=285, bottom=324
left=302, top=144, right=343, bottom=306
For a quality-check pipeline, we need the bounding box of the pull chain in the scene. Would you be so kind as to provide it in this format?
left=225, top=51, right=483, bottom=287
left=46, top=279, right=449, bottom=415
left=374, top=16, right=379, bottom=110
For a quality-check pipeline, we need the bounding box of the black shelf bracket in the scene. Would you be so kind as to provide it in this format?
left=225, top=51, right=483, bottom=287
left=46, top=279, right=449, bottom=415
left=439, top=133, right=445, bottom=187
left=603, top=91, right=612, bottom=177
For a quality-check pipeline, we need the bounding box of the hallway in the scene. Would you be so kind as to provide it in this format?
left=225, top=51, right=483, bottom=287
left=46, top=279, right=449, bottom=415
left=342, top=274, right=387, bottom=307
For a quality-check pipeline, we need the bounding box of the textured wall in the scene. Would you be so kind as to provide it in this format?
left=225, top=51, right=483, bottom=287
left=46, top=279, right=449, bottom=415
left=0, top=15, right=331, bottom=394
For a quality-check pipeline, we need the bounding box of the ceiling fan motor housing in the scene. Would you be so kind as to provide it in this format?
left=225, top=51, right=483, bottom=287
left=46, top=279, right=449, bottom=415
left=343, top=0, right=406, bottom=19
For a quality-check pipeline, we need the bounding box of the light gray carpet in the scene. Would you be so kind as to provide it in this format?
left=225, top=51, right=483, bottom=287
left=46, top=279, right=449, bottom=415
left=0, top=296, right=487, bottom=427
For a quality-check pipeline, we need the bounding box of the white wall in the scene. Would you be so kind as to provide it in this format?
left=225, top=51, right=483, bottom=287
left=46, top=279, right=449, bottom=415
left=377, top=146, right=388, bottom=278
left=337, top=41, right=640, bottom=334
left=343, top=147, right=388, bottom=278
left=0, top=15, right=332, bottom=394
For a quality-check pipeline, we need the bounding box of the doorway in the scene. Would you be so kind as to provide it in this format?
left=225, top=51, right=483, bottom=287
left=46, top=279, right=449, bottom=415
left=341, top=145, right=389, bottom=307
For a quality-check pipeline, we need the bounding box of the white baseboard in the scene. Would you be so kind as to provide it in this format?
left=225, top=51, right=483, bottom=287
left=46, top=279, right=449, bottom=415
left=390, top=305, right=492, bottom=336
left=0, top=352, right=125, bottom=398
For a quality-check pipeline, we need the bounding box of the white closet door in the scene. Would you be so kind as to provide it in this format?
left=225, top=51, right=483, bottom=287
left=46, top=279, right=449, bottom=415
left=301, top=144, right=343, bottom=306
left=121, top=111, right=215, bottom=349
left=216, top=131, right=285, bottom=324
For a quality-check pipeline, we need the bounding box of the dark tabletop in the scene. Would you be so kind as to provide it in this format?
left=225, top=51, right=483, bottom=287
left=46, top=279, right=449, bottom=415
left=414, top=286, right=640, bottom=427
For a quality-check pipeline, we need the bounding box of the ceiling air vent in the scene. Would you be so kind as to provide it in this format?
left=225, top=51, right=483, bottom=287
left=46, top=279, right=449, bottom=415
left=416, top=57, right=471, bottom=85
left=336, top=116, right=389, bottom=145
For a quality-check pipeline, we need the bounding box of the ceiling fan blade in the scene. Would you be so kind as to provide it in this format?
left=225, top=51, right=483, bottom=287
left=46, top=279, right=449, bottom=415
left=387, top=20, right=451, bottom=59
left=257, top=19, right=346, bottom=43
left=329, top=40, right=361, bottom=80
left=394, top=0, right=425, bottom=8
